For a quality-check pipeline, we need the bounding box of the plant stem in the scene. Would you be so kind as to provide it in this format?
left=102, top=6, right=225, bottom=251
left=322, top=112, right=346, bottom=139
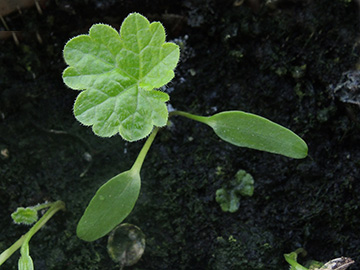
left=0, top=200, right=66, bottom=266
left=32, top=201, right=53, bottom=211
left=169, top=110, right=209, bottom=124
left=0, top=235, right=24, bottom=265
left=131, top=111, right=209, bottom=172
left=131, top=127, right=160, bottom=172
left=130, top=110, right=209, bottom=173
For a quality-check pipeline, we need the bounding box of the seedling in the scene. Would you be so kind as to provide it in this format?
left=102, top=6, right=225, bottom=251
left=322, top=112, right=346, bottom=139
left=62, top=13, right=308, bottom=242
left=284, top=248, right=355, bottom=270
left=216, top=169, right=254, bottom=213
left=0, top=201, right=65, bottom=269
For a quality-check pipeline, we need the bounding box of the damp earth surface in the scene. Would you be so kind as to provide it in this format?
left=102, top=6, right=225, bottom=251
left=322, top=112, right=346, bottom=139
left=0, top=0, right=360, bottom=269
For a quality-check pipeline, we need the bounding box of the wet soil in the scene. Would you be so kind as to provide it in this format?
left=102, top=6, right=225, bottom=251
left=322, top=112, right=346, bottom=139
left=1, top=0, right=360, bottom=269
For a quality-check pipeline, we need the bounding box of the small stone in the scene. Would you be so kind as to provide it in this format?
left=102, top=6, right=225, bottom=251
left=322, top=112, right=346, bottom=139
left=330, top=70, right=360, bottom=106
left=107, top=223, right=145, bottom=268
left=1, top=148, right=9, bottom=159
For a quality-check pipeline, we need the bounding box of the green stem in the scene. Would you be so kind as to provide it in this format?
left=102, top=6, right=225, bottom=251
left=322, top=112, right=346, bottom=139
left=293, top=248, right=307, bottom=257
left=131, top=127, right=160, bottom=172
left=131, top=110, right=209, bottom=173
left=32, top=201, right=53, bottom=211
left=0, top=236, right=24, bottom=265
left=169, top=110, right=209, bottom=124
left=131, top=110, right=210, bottom=174
left=0, top=200, right=66, bottom=266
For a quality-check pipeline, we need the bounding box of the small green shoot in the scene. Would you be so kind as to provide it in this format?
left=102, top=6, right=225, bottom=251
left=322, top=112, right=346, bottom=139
left=284, top=248, right=309, bottom=270
left=62, top=13, right=308, bottom=243
left=18, top=244, right=33, bottom=270
left=216, top=169, right=254, bottom=213
left=284, top=248, right=355, bottom=270
left=77, top=127, right=159, bottom=241
left=0, top=201, right=65, bottom=269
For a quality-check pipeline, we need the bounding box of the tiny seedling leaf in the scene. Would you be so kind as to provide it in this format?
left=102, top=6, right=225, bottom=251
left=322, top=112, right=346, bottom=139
left=18, top=254, right=34, bottom=270
left=202, top=111, right=308, bottom=159
left=63, top=13, right=180, bottom=141
left=234, top=169, right=254, bottom=197
left=77, top=169, right=141, bottom=241
left=216, top=188, right=239, bottom=213
left=18, top=243, right=34, bottom=270
left=284, top=252, right=309, bottom=270
left=11, top=207, right=38, bottom=225
left=215, top=169, right=254, bottom=213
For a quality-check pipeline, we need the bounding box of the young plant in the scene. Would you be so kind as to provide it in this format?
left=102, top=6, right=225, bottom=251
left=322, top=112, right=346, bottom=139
left=216, top=169, right=254, bottom=213
left=0, top=201, right=66, bottom=269
left=62, top=12, right=308, bottom=242
left=284, top=248, right=355, bottom=270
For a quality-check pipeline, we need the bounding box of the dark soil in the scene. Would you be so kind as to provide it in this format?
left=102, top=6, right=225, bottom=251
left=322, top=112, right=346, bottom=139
left=1, top=0, right=360, bottom=269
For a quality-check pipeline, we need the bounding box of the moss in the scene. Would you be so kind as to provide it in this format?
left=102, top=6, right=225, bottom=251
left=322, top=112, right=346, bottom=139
left=208, top=225, right=279, bottom=270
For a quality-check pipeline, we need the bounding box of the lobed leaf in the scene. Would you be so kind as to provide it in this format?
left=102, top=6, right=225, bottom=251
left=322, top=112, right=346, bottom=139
left=11, top=207, right=38, bottom=225
left=63, top=13, right=180, bottom=141
left=234, top=170, right=254, bottom=197
left=216, top=188, right=239, bottom=213
left=77, top=169, right=141, bottom=242
left=215, top=169, right=254, bottom=213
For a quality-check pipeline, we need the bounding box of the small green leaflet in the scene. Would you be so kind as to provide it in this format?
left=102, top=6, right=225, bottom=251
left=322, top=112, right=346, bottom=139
left=11, top=207, right=38, bottom=225
left=173, top=111, right=308, bottom=159
left=77, top=126, right=158, bottom=242
left=19, top=237, right=34, bottom=270
left=18, top=253, right=34, bottom=270
left=206, top=111, right=308, bottom=159
left=63, top=13, right=180, bottom=141
left=77, top=169, right=141, bottom=241
left=216, top=170, right=254, bottom=213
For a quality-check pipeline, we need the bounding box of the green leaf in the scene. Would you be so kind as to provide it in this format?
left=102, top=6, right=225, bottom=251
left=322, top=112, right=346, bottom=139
left=203, top=111, right=308, bottom=159
left=18, top=254, right=34, bottom=270
left=215, top=169, right=254, bottom=213
left=18, top=243, right=34, bottom=270
left=216, top=188, right=239, bottom=213
left=63, top=13, right=180, bottom=141
left=11, top=207, right=38, bottom=225
left=77, top=169, right=141, bottom=241
left=234, top=170, right=254, bottom=197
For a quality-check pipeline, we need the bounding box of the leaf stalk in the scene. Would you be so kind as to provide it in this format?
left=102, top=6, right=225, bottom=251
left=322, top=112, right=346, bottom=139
left=131, top=127, right=160, bottom=172
left=169, top=110, right=209, bottom=124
